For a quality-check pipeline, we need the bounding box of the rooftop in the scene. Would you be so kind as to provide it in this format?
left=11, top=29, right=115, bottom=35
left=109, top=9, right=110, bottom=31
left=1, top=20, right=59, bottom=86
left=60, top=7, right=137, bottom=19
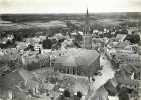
left=54, top=48, right=99, bottom=67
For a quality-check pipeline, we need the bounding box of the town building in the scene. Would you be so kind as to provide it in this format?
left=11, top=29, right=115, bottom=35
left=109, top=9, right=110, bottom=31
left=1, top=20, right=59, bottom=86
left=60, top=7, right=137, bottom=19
left=0, top=69, right=39, bottom=100
left=107, top=41, right=130, bottom=49
left=53, top=48, right=100, bottom=77
left=34, top=43, right=42, bottom=52
left=92, top=38, right=107, bottom=50
left=82, top=8, right=93, bottom=49
left=113, top=53, right=141, bottom=66
left=116, top=34, right=127, bottom=42
left=22, top=54, right=50, bottom=71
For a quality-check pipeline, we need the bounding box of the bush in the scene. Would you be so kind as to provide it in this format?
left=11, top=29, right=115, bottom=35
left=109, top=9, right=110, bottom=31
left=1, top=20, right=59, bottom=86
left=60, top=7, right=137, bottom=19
left=63, top=90, right=71, bottom=97
left=77, top=91, right=82, bottom=98
left=126, top=33, right=140, bottom=44
left=42, top=37, right=53, bottom=49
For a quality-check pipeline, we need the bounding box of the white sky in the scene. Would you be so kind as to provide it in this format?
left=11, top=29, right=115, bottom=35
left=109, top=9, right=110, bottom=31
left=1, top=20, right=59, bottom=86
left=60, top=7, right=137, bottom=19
left=0, top=0, right=141, bottom=13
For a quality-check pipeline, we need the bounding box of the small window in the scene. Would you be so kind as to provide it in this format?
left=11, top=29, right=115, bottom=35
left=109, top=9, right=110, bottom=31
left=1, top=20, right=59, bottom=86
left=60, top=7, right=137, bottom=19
left=67, top=68, right=69, bottom=74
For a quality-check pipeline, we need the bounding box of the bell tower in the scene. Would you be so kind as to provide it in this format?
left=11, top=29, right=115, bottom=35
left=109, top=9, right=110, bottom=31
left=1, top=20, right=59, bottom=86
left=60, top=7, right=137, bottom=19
left=83, top=8, right=92, bottom=49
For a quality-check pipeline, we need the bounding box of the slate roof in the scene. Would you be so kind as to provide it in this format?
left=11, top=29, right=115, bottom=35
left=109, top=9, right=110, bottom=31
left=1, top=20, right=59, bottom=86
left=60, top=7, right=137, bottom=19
left=54, top=48, right=99, bottom=67
left=0, top=69, right=33, bottom=90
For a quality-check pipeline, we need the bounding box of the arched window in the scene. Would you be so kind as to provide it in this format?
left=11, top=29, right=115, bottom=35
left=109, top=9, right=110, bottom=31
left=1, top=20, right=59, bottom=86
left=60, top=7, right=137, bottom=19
left=73, top=67, right=75, bottom=75
left=67, top=68, right=69, bottom=74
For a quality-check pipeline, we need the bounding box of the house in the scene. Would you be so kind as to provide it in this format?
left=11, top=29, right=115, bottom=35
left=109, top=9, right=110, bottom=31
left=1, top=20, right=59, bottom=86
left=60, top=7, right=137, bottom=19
left=22, top=54, right=50, bottom=71
left=16, top=42, right=28, bottom=50
left=0, top=69, right=39, bottom=100
left=0, top=69, right=33, bottom=90
left=108, top=41, right=130, bottom=49
left=53, top=48, right=100, bottom=77
left=92, top=38, right=106, bottom=50
left=0, top=69, right=29, bottom=98
left=41, top=49, right=51, bottom=54
left=116, top=34, right=127, bottom=42
left=34, top=43, right=42, bottom=51
left=115, top=70, right=138, bottom=90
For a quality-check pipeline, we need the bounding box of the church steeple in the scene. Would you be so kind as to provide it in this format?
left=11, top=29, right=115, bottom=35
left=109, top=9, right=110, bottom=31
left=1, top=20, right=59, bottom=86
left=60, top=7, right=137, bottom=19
left=86, top=8, right=89, bottom=19
left=82, top=8, right=92, bottom=49
left=85, top=8, right=90, bottom=34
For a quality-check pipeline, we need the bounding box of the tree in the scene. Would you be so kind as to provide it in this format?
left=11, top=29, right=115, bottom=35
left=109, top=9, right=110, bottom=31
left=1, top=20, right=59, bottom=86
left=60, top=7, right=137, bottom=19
left=75, top=33, right=83, bottom=42
left=76, top=91, right=82, bottom=98
left=63, top=90, right=71, bottom=97
left=73, top=33, right=83, bottom=48
left=118, top=87, right=130, bottom=100
left=42, top=37, right=52, bottom=49
left=13, top=33, right=23, bottom=41
left=126, top=33, right=140, bottom=44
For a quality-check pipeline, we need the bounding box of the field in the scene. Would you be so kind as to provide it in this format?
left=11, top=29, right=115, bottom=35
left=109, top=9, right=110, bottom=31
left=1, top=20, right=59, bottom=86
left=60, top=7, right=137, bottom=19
left=0, top=12, right=141, bottom=32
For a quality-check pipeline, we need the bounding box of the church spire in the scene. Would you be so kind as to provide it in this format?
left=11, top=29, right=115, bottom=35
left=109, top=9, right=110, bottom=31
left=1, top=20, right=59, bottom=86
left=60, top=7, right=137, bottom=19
left=82, top=7, right=92, bottom=49
left=85, top=7, right=90, bottom=34
left=87, top=7, right=89, bottom=18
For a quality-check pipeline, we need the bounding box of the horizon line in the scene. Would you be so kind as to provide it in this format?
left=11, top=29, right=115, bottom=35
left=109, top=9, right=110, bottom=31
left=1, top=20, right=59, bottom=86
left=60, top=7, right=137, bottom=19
left=1, top=11, right=141, bottom=15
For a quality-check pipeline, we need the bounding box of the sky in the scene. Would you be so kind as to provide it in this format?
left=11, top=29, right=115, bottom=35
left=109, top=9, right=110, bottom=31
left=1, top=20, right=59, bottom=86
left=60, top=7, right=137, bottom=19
left=0, top=0, right=141, bottom=13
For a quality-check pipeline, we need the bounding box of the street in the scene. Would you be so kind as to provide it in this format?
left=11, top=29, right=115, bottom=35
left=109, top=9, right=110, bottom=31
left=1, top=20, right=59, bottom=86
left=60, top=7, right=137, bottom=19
left=88, top=54, right=115, bottom=100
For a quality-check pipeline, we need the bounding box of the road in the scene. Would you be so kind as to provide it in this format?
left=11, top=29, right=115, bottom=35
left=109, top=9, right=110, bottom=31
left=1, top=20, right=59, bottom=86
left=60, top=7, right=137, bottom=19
left=88, top=53, right=115, bottom=100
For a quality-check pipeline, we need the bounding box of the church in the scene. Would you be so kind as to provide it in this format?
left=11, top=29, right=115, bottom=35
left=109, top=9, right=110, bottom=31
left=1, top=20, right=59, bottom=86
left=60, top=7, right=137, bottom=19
left=82, top=8, right=93, bottom=49
left=53, top=9, right=100, bottom=77
left=53, top=48, right=100, bottom=77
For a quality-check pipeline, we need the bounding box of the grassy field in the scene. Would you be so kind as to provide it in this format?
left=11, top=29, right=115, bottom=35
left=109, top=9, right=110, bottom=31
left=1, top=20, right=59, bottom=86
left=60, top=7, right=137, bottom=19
left=0, top=12, right=141, bottom=32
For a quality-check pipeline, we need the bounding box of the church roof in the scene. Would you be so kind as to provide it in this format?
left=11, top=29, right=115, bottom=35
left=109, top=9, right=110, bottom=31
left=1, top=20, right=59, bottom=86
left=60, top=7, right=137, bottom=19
left=54, top=55, right=77, bottom=67
left=54, top=48, right=99, bottom=67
